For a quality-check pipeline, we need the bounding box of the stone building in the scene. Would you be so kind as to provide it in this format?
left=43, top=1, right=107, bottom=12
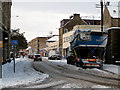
left=0, top=1, right=12, bottom=65
left=28, top=36, right=51, bottom=56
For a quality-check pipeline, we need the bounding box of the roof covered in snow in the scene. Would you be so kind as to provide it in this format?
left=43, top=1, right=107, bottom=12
left=81, top=16, right=101, bottom=20
left=46, top=36, right=59, bottom=42
left=108, top=7, right=119, bottom=18
left=26, top=46, right=31, bottom=50
left=107, top=2, right=120, bottom=18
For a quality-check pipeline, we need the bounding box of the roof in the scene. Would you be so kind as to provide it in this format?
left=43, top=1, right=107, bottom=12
left=82, top=17, right=101, bottom=20
left=26, top=46, right=31, bottom=50
left=107, top=4, right=120, bottom=18
left=46, top=36, right=59, bottom=42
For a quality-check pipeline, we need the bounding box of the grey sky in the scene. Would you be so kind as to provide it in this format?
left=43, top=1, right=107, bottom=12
left=11, top=0, right=119, bottom=42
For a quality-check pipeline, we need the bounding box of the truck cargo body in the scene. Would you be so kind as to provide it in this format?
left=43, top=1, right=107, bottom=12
left=67, top=30, right=107, bottom=68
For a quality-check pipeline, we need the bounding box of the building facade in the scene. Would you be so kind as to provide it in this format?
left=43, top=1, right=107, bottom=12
left=46, top=36, right=59, bottom=57
left=59, top=14, right=87, bottom=56
left=103, top=4, right=120, bottom=29
left=0, top=1, right=12, bottom=64
left=28, top=37, right=50, bottom=56
left=0, top=0, right=12, bottom=77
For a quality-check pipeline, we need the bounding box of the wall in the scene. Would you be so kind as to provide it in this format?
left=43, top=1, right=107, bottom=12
left=47, top=41, right=59, bottom=50
left=103, top=5, right=112, bottom=29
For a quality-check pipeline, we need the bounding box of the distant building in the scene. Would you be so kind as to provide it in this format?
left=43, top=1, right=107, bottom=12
left=0, top=1, right=12, bottom=64
left=28, top=36, right=51, bottom=56
left=46, top=36, right=59, bottom=57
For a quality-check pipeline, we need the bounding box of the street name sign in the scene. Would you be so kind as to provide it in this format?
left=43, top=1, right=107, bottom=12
left=11, top=40, right=18, bottom=45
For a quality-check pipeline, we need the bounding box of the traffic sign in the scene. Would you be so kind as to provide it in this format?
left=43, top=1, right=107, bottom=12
left=11, top=40, right=18, bottom=45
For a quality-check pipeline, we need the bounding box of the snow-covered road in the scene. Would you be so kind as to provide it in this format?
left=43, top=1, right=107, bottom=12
left=1, top=57, right=120, bottom=88
left=2, top=57, right=49, bottom=88
left=47, top=59, right=120, bottom=75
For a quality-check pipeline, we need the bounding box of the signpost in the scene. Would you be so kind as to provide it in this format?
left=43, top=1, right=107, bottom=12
left=11, top=40, right=18, bottom=73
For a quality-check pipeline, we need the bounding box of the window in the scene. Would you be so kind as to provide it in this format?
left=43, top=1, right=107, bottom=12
left=80, top=33, right=90, bottom=40
left=64, top=29, right=68, bottom=34
left=113, top=10, right=116, bottom=13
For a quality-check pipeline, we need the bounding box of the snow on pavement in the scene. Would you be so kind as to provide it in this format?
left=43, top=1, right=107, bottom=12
left=103, top=64, right=120, bottom=75
left=62, top=83, right=110, bottom=88
left=2, top=57, right=49, bottom=88
left=91, top=85, right=110, bottom=88
left=62, top=83, right=82, bottom=88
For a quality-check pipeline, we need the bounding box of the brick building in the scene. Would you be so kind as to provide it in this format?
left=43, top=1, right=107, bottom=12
left=28, top=36, right=51, bottom=56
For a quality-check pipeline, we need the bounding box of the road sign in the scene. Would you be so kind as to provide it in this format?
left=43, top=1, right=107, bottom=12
left=11, top=40, right=18, bottom=45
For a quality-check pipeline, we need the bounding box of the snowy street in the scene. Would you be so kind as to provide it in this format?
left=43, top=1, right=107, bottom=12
left=2, top=57, right=120, bottom=88
left=32, top=57, right=120, bottom=88
left=2, top=57, right=49, bottom=88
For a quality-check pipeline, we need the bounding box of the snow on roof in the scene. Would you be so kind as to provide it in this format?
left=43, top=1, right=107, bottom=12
left=26, top=46, right=31, bottom=50
left=107, top=5, right=120, bottom=18
left=81, top=16, right=101, bottom=20
left=46, top=36, right=59, bottom=42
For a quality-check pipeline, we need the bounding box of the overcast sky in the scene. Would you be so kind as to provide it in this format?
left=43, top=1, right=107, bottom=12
left=11, top=0, right=120, bottom=42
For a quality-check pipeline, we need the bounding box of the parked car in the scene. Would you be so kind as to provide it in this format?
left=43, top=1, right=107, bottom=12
left=48, top=54, right=62, bottom=60
left=33, top=54, right=42, bottom=61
